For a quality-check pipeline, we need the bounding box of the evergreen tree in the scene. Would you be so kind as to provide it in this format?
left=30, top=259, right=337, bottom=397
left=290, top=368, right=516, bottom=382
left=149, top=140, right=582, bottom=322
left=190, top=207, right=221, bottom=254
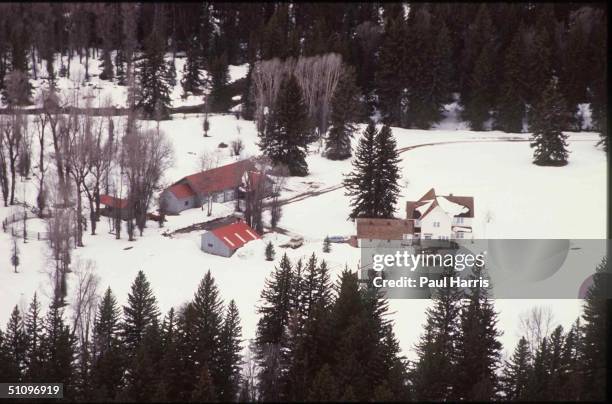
left=559, top=7, right=592, bottom=115
left=559, top=320, right=582, bottom=400
left=24, top=293, right=45, bottom=382
left=376, top=15, right=408, bottom=127
left=0, top=326, right=19, bottom=381
left=344, top=122, right=378, bottom=219
left=529, top=77, right=570, bottom=166
left=454, top=265, right=502, bottom=400
left=523, top=26, right=553, bottom=110
left=307, top=364, right=339, bottom=401
left=322, top=236, right=331, bottom=253
left=265, top=241, right=275, bottom=261
left=122, top=270, right=160, bottom=356
left=115, top=50, right=127, bottom=85
left=175, top=303, right=201, bottom=401
left=166, top=59, right=177, bottom=88
left=579, top=257, right=608, bottom=401
left=5, top=305, right=26, bottom=380
left=500, top=336, right=532, bottom=400
left=91, top=288, right=124, bottom=401
left=208, top=52, right=230, bottom=112
left=40, top=299, right=76, bottom=397
left=464, top=39, right=497, bottom=130
left=191, top=271, right=224, bottom=391
left=496, top=30, right=526, bottom=132
left=123, top=320, right=163, bottom=402
left=255, top=253, right=294, bottom=401
left=545, top=325, right=566, bottom=400
left=135, top=6, right=172, bottom=119
left=325, top=65, right=361, bottom=160
left=459, top=4, right=494, bottom=99
left=217, top=300, right=242, bottom=401
left=191, top=364, right=217, bottom=402
left=327, top=269, right=409, bottom=401
left=284, top=255, right=334, bottom=400
left=527, top=336, right=551, bottom=400
left=181, top=39, right=204, bottom=97
left=590, top=15, right=607, bottom=152
left=431, top=20, right=453, bottom=107
left=405, top=7, right=450, bottom=129
left=258, top=74, right=311, bottom=176
left=241, top=64, right=255, bottom=120
left=372, top=125, right=401, bottom=218
left=155, top=308, right=182, bottom=402
left=412, top=268, right=462, bottom=401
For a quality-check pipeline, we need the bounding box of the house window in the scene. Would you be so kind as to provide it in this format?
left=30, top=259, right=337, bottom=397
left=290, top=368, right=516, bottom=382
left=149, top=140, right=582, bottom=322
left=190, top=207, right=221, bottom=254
left=433, top=221, right=440, bottom=228
left=424, top=234, right=432, bottom=240
left=208, top=243, right=213, bottom=248
left=456, top=232, right=464, bottom=239
left=456, top=217, right=464, bottom=224
left=184, top=200, right=189, bottom=206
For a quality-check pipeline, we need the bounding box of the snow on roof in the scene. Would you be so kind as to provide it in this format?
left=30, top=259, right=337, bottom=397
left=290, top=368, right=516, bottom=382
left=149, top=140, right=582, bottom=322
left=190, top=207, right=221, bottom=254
left=414, top=200, right=434, bottom=215
left=406, top=188, right=474, bottom=220
left=210, top=221, right=261, bottom=250
left=436, top=196, right=469, bottom=217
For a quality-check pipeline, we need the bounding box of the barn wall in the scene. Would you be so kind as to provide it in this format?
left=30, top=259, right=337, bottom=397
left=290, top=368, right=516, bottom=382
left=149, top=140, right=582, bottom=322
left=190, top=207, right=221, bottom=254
left=201, top=232, right=233, bottom=257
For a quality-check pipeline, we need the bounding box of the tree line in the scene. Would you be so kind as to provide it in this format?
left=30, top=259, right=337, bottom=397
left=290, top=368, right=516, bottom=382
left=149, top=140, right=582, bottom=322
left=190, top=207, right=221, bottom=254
left=0, top=4, right=607, bottom=142
left=1, top=255, right=607, bottom=401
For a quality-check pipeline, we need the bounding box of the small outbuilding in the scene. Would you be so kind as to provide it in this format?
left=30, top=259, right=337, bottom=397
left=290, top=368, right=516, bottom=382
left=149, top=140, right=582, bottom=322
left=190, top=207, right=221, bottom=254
left=200, top=220, right=261, bottom=257
left=99, top=194, right=130, bottom=219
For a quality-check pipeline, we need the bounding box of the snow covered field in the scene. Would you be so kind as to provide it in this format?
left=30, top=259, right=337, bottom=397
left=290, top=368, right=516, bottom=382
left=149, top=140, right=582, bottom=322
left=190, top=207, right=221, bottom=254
left=0, top=110, right=606, bottom=362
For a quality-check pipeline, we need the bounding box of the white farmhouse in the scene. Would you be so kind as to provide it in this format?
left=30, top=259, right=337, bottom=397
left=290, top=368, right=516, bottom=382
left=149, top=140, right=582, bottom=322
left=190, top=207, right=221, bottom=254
left=405, top=188, right=474, bottom=240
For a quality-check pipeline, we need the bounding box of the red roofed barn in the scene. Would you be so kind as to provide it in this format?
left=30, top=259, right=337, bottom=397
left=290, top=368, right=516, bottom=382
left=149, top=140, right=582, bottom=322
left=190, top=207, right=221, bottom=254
left=200, top=220, right=261, bottom=257
left=99, top=194, right=130, bottom=219
left=160, top=159, right=273, bottom=214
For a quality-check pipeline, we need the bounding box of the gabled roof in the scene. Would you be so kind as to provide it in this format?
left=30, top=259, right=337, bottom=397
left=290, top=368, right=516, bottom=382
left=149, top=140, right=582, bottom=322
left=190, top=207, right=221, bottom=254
left=184, top=159, right=256, bottom=196
left=100, top=194, right=128, bottom=209
left=406, top=188, right=474, bottom=219
left=356, top=218, right=414, bottom=240
left=210, top=220, right=261, bottom=250
left=167, top=183, right=196, bottom=199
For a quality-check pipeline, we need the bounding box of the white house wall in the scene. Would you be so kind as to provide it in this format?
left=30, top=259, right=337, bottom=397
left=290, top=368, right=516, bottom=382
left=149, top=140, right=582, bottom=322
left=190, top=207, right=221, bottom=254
left=420, top=205, right=453, bottom=240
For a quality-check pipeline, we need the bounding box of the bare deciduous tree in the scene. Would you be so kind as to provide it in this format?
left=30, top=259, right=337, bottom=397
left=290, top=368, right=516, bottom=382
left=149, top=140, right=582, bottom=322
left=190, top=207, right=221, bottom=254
left=242, top=157, right=272, bottom=234
left=42, top=87, right=72, bottom=207
left=122, top=125, right=174, bottom=238
left=82, top=110, right=115, bottom=236
left=46, top=203, right=75, bottom=306
left=33, top=111, right=49, bottom=217
left=17, top=124, right=32, bottom=179
left=252, top=53, right=343, bottom=139
left=65, top=106, right=95, bottom=247
left=231, top=138, right=244, bottom=157
left=70, top=258, right=100, bottom=377
left=197, top=150, right=220, bottom=173
left=0, top=113, right=25, bottom=205
left=268, top=164, right=288, bottom=230
left=518, top=306, right=556, bottom=356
